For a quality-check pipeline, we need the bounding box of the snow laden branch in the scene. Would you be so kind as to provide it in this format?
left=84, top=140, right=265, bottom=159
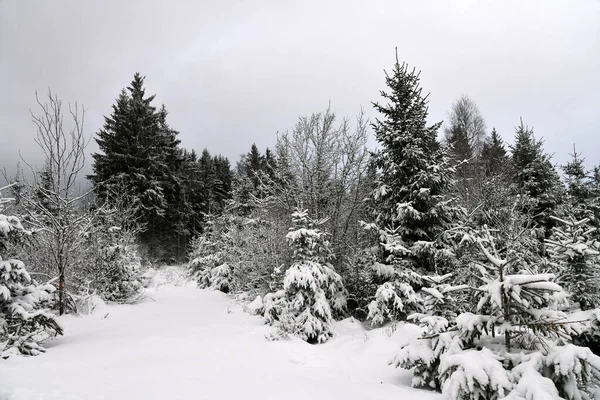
left=0, top=185, right=63, bottom=358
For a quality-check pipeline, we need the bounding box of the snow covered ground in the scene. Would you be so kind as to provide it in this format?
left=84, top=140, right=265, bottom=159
left=0, top=267, right=440, bottom=400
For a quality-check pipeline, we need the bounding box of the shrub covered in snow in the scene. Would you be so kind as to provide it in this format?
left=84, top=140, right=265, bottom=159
left=95, top=240, right=144, bottom=303
left=263, top=209, right=347, bottom=343
left=396, top=223, right=600, bottom=399
left=1, top=186, right=63, bottom=357
left=84, top=204, right=145, bottom=303
left=393, top=273, right=467, bottom=389
left=188, top=221, right=230, bottom=292
left=188, top=214, right=283, bottom=294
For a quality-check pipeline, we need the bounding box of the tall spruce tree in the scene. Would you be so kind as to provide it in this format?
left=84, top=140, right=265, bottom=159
left=89, top=73, right=186, bottom=260
left=369, top=53, right=462, bottom=274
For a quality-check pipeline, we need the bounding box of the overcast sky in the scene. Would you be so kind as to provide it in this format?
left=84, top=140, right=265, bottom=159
left=1, top=0, right=599, bottom=175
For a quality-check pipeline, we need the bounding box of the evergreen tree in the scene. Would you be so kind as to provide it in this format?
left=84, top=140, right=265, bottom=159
left=264, top=209, right=347, bottom=343
left=212, top=155, right=233, bottom=213
left=1, top=185, right=63, bottom=357
left=469, top=128, right=513, bottom=228
left=561, top=147, right=599, bottom=226
left=546, top=215, right=600, bottom=310
left=510, top=119, right=563, bottom=237
left=446, top=123, right=473, bottom=174
left=179, top=149, right=205, bottom=235
left=480, top=128, right=508, bottom=177
left=90, top=73, right=188, bottom=260
left=369, top=53, right=462, bottom=274
left=395, top=222, right=600, bottom=399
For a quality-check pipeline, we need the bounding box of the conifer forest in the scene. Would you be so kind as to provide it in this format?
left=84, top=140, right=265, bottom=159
left=1, top=2, right=600, bottom=399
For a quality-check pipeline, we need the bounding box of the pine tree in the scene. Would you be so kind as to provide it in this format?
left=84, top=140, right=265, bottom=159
left=510, top=119, right=563, bottom=237
left=546, top=215, right=600, bottom=310
left=85, top=200, right=144, bottom=303
left=395, top=221, right=600, bottom=399
left=480, top=128, right=508, bottom=177
left=446, top=124, right=473, bottom=173
left=264, top=209, right=346, bottom=343
left=561, top=148, right=598, bottom=227
left=90, top=73, right=189, bottom=260
left=369, top=53, right=463, bottom=275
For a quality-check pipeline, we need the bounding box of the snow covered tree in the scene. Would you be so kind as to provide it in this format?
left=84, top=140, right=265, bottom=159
left=365, top=226, right=424, bottom=325
left=392, top=272, right=468, bottom=389
left=480, top=128, right=508, bottom=178
left=265, top=209, right=347, bottom=343
left=269, top=107, right=371, bottom=256
left=1, top=185, right=63, bottom=357
left=510, top=119, right=563, bottom=238
left=443, top=96, right=489, bottom=214
left=16, top=90, right=93, bottom=315
left=368, top=53, right=463, bottom=275
left=89, top=73, right=194, bottom=261
left=188, top=217, right=230, bottom=293
left=83, top=196, right=145, bottom=303
left=546, top=215, right=600, bottom=310
left=395, top=220, right=600, bottom=399
left=561, top=148, right=600, bottom=230
left=444, top=95, right=488, bottom=159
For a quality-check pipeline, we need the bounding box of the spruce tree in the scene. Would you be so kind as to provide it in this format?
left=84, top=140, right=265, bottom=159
left=369, top=53, right=462, bottom=274
left=546, top=215, right=600, bottom=310
left=395, top=222, right=600, bottom=399
left=263, top=209, right=347, bottom=343
left=90, top=73, right=189, bottom=260
left=480, top=128, right=508, bottom=177
left=510, top=119, right=563, bottom=237
left=561, top=148, right=599, bottom=227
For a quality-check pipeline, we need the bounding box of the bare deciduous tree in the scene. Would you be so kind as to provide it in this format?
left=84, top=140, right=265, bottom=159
left=444, top=95, right=490, bottom=214
left=268, top=105, right=371, bottom=260
left=18, top=90, right=92, bottom=315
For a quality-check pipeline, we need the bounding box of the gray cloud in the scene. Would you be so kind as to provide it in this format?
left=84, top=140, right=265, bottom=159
left=1, top=0, right=599, bottom=175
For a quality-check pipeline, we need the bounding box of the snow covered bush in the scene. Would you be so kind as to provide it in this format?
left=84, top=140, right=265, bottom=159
left=189, top=233, right=222, bottom=289
left=188, top=214, right=282, bottom=294
left=546, top=215, right=600, bottom=310
left=188, top=218, right=233, bottom=293
left=83, top=203, right=145, bottom=304
left=393, top=273, right=468, bottom=389
left=396, top=222, right=600, bottom=399
left=263, top=209, right=347, bottom=343
left=1, top=185, right=63, bottom=357
left=94, top=238, right=144, bottom=303
left=440, top=348, right=513, bottom=400
left=263, top=289, right=286, bottom=326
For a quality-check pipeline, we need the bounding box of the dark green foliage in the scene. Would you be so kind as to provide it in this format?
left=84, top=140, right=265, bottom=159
left=89, top=73, right=233, bottom=261
left=480, top=128, right=508, bottom=177
left=232, top=144, right=278, bottom=216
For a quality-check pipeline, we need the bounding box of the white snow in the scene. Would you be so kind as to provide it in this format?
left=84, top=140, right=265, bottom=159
left=0, top=267, right=440, bottom=400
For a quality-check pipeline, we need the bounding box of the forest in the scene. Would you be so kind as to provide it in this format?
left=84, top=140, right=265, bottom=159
left=2, top=52, right=600, bottom=399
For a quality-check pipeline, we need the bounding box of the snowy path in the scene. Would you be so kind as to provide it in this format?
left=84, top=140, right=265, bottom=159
left=0, top=268, right=440, bottom=400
